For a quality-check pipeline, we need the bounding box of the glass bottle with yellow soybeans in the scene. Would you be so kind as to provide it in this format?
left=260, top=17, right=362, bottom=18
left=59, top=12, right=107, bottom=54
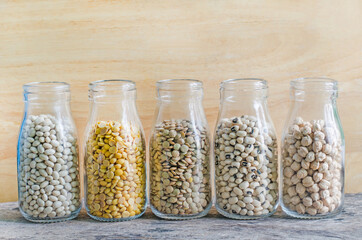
left=84, top=80, right=146, bottom=221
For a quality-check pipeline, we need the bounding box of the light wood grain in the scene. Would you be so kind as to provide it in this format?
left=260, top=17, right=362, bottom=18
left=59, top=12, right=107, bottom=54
left=0, top=0, right=361, bottom=202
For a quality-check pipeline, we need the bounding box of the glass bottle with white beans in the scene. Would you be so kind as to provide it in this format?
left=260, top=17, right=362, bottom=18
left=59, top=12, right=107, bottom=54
left=17, top=82, right=81, bottom=223
left=214, top=79, right=279, bottom=219
left=281, top=78, right=345, bottom=219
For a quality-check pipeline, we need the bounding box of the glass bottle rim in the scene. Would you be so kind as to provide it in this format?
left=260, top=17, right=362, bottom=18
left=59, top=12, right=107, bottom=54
left=221, top=78, right=267, bottom=90
left=23, top=81, right=70, bottom=93
left=156, top=79, right=203, bottom=90
left=291, top=77, right=337, bottom=91
left=89, top=79, right=136, bottom=91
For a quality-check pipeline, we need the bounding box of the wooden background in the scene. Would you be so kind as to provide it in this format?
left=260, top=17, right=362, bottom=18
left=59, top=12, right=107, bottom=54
left=0, top=0, right=361, bottom=202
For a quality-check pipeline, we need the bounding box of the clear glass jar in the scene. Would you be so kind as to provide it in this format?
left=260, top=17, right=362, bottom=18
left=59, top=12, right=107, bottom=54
left=84, top=80, right=146, bottom=221
left=214, top=79, right=279, bottom=219
left=17, top=82, right=81, bottom=223
left=281, top=78, right=345, bottom=219
left=149, top=79, right=212, bottom=219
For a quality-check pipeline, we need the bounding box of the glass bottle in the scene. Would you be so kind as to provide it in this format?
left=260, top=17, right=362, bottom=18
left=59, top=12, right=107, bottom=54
left=214, top=79, right=279, bottom=219
left=149, top=79, right=212, bottom=219
left=17, top=82, right=81, bottom=223
left=281, top=78, right=345, bottom=219
left=84, top=80, right=146, bottom=221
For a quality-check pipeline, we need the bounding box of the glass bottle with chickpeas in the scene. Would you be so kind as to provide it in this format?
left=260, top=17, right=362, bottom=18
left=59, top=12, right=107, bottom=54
left=281, top=78, right=345, bottom=219
left=84, top=80, right=147, bottom=221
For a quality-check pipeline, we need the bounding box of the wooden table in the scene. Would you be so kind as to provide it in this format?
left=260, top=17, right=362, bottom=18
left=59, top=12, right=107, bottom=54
left=0, top=194, right=361, bottom=239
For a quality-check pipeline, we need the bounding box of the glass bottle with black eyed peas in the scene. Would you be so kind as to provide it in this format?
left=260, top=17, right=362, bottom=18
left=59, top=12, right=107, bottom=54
left=84, top=80, right=146, bottom=221
left=214, top=79, right=279, bottom=219
left=281, top=78, right=345, bottom=219
left=149, top=79, right=212, bottom=220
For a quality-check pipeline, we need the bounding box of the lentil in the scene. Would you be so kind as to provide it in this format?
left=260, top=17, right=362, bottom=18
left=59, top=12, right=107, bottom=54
left=150, top=119, right=211, bottom=217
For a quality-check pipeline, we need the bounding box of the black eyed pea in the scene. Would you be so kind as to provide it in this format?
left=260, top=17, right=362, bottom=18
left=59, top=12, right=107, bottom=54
left=215, top=115, right=278, bottom=218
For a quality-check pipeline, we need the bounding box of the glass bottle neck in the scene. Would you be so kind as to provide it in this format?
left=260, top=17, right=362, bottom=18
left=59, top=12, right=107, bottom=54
left=89, top=89, right=136, bottom=103
left=23, top=82, right=72, bottom=116
left=218, top=78, right=269, bottom=118
left=290, top=77, right=338, bottom=103
left=156, top=79, right=203, bottom=102
left=156, top=91, right=204, bottom=122
left=88, top=90, right=137, bottom=122
left=156, top=79, right=204, bottom=117
left=290, top=90, right=337, bottom=123
left=289, top=78, right=338, bottom=118
left=157, top=90, right=203, bottom=102
left=23, top=81, right=71, bottom=105
left=87, top=79, right=138, bottom=122
left=291, top=89, right=337, bottom=103
left=24, top=93, right=71, bottom=118
left=288, top=78, right=339, bottom=124
left=25, top=92, right=70, bottom=105
left=219, top=92, right=269, bottom=124
left=154, top=79, right=206, bottom=125
left=220, top=78, right=268, bottom=103
left=221, top=89, right=267, bottom=103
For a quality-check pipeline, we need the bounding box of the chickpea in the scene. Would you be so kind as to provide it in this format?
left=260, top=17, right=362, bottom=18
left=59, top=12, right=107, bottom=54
left=282, top=117, right=343, bottom=217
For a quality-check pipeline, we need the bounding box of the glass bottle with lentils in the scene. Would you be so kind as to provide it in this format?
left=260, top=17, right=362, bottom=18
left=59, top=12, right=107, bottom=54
left=149, top=79, right=212, bottom=219
left=84, top=80, right=147, bottom=221
left=281, top=78, right=345, bottom=219
left=17, top=82, right=81, bottom=222
left=214, top=79, right=279, bottom=219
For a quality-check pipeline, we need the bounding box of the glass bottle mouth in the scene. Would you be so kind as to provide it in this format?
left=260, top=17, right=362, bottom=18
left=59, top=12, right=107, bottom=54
left=23, top=82, right=70, bottom=93
left=156, top=79, right=203, bottom=91
left=221, top=78, right=267, bottom=91
left=291, top=77, right=337, bottom=91
left=89, top=79, right=136, bottom=92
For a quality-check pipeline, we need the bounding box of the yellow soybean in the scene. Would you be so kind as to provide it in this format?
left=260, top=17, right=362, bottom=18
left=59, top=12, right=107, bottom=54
left=86, top=120, right=145, bottom=220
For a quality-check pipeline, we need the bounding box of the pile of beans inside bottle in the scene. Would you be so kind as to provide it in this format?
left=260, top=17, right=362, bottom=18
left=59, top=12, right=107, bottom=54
left=214, top=115, right=278, bottom=217
left=282, top=117, right=343, bottom=216
left=18, top=114, right=80, bottom=219
left=150, top=119, right=211, bottom=217
left=85, top=121, right=146, bottom=220
left=16, top=115, right=344, bottom=221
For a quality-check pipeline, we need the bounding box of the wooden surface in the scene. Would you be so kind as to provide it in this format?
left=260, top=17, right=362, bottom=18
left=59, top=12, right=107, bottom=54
left=0, top=194, right=361, bottom=240
left=0, top=1, right=362, bottom=202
